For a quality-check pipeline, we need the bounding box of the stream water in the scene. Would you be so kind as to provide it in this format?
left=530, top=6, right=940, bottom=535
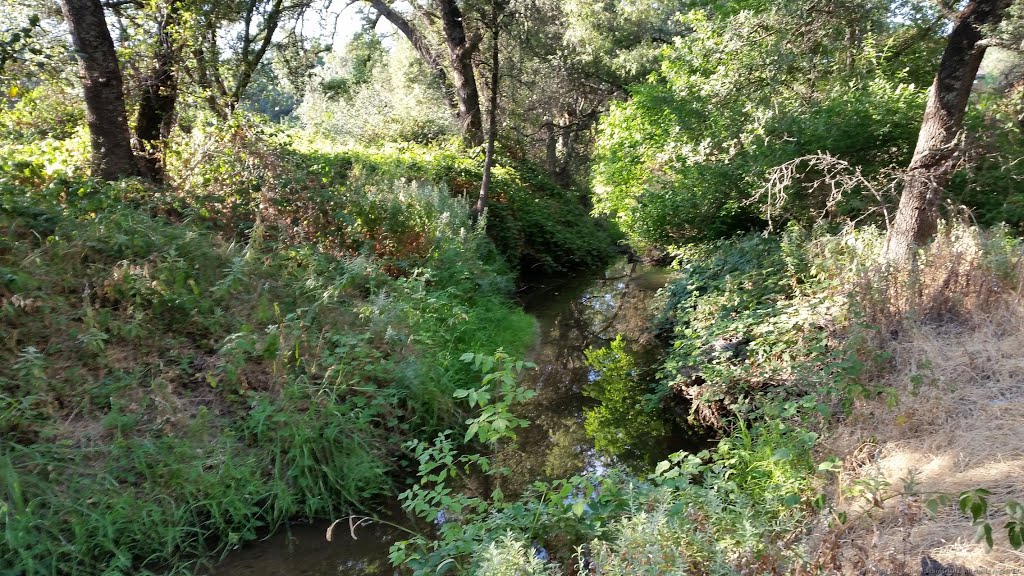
left=208, top=258, right=674, bottom=575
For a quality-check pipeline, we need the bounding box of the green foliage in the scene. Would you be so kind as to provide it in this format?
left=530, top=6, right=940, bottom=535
left=943, top=489, right=1024, bottom=551
left=298, top=40, right=456, bottom=145
left=473, top=533, right=559, bottom=576
left=0, top=144, right=539, bottom=573
left=0, top=12, right=41, bottom=76
left=947, top=89, right=1024, bottom=231
left=391, top=351, right=540, bottom=574
left=591, top=6, right=940, bottom=248
left=163, top=120, right=614, bottom=275
left=395, top=399, right=825, bottom=575
left=654, top=226, right=899, bottom=429
left=456, top=351, right=537, bottom=443
left=389, top=222, right=1024, bottom=574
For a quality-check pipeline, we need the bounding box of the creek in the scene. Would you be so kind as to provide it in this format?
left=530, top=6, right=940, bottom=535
left=208, top=258, right=679, bottom=575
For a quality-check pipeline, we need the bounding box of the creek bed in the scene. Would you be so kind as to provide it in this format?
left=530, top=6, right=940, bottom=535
left=208, top=258, right=674, bottom=575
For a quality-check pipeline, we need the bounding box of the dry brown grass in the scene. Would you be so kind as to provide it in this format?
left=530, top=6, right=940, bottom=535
left=819, top=226, right=1024, bottom=575
left=848, top=224, right=1023, bottom=333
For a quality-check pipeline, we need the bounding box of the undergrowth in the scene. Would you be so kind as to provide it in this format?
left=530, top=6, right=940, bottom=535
left=0, top=119, right=560, bottom=573
left=166, top=121, right=616, bottom=275
left=391, top=221, right=1024, bottom=575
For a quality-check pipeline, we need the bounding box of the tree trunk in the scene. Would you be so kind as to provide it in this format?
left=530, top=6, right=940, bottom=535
left=474, top=3, right=500, bottom=220
left=227, top=0, right=284, bottom=113
left=366, top=0, right=458, bottom=113
left=364, top=0, right=485, bottom=146
left=884, top=0, right=1012, bottom=261
left=135, top=0, right=179, bottom=182
left=60, top=0, right=138, bottom=180
left=438, top=0, right=484, bottom=146
left=544, top=118, right=558, bottom=173
left=191, top=28, right=229, bottom=119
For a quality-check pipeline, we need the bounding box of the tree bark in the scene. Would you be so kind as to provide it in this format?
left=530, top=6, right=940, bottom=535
left=365, top=0, right=484, bottom=146
left=438, top=0, right=484, bottom=146
left=474, top=2, right=500, bottom=220
left=884, top=0, right=1012, bottom=261
left=60, top=0, right=138, bottom=180
left=134, top=0, right=179, bottom=182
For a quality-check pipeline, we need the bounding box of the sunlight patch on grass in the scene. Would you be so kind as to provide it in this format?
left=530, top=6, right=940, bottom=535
left=828, top=304, right=1024, bottom=572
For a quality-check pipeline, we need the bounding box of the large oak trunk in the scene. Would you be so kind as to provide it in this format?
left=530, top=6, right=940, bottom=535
left=884, top=0, right=1011, bottom=260
left=60, top=0, right=138, bottom=180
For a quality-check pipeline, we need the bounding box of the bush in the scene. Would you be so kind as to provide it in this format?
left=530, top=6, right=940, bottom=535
left=591, top=9, right=930, bottom=249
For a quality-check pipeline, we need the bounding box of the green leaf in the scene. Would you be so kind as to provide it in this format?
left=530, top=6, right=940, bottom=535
left=1007, top=521, right=1022, bottom=549
left=783, top=493, right=802, bottom=508
left=974, top=521, right=993, bottom=550
left=817, top=457, right=840, bottom=472
left=571, top=500, right=586, bottom=517
left=464, top=423, right=479, bottom=443
left=959, top=490, right=989, bottom=522
left=1007, top=500, right=1023, bottom=518
left=654, top=461, right=671, bottom=476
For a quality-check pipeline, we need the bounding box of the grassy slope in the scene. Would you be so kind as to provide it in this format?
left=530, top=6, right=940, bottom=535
left=653, top=224, right=1024, bottom=573
left=0, top=123, right=613, bottom=574
left=817, top=233, right=1024, bottom=572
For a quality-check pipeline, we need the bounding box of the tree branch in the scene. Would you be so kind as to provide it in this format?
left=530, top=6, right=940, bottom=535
left=364, top=0, right=457, bottom=111
left=100, top=0, right=142, bottom=8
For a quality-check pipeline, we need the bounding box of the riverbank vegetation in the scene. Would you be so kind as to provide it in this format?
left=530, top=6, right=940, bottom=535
left=2, top=0, right=1024, bottom=574
left=0, top=131, right=547, bottom=572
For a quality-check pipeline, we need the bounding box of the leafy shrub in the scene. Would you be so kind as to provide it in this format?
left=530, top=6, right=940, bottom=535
left=0, top=84, right=86, bottom=142
left=591, top=9, right=929, bottom=249
left=947, top=91, right=1024, bottom=231
left=395, top=380, right=825, bottom=575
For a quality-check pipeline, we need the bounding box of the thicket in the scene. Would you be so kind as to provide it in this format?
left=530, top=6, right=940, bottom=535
left=387, top=223, right=1024, bottom=575
left=592, top=7, right=1024, bottom=249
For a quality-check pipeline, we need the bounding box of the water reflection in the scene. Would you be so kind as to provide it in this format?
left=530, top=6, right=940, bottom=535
left=209, top=258, right=672, bottom=574
left=499, top=259, right=673, bottom=495
left=207, top=517, right=401, bottom=576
